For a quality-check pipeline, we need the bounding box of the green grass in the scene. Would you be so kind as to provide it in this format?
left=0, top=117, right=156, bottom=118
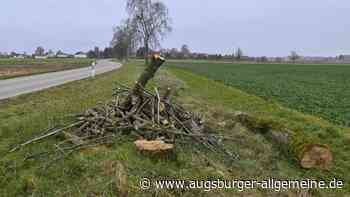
left=166, top=61, right=350, bottom=126
left=0, top=61, right=349, bottom=196
left=0, top=58, right=93, bottom=79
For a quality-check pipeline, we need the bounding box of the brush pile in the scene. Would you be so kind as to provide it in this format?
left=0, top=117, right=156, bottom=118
left=65, top=83, right=209, bottom=147
left=9, top=55, right=236, bottom=163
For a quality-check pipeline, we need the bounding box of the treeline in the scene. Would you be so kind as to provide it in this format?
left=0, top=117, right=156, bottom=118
left=86, top=47, right=113, bottom=59
left=134, top=45, right=246, bottom=61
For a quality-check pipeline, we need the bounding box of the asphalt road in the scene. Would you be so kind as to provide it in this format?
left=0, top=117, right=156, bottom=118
left=0, top=59, right=122, bottom=100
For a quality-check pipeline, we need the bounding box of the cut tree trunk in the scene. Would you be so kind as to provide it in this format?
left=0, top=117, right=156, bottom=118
left=135, top=54, right=165, bottom=89
left=123, top=54, right=165, bottom=109
left=134, top=139, right=174, bottom=158
left=144, top=42, right=150, bottom=65
left=234, top=112, right=333, bottom=170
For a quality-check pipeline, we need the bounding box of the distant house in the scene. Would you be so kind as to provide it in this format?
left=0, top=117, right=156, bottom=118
left=282, top=57, right=290, bottom=62
left=14, top=55, right=25, bottom=59
left=47, top=51, right=56, bottom=58
left=74, top=52, right=87, bottom=58
left=302, top=56, right=327, bottom=62
left=240, top=56, right=251, bottom=61
left=56, top=51, right=71, bottom=58
left=13, top=53, right=27, bottom=59
left=267, top=57, right=279, bottom=62
left=302, top=56, right=337, bottom=63
left=192, top=53, right=209, bottom=59
left=0, top=52, right=9, bottom=58
left=35, top=55, right=48, bottom=59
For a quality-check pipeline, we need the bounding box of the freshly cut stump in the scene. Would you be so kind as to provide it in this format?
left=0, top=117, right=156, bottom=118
left=134, top=140, right=174, bottom=158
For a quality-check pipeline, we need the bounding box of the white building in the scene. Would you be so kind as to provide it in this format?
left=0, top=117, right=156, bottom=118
left=56, top=51, right=71, bottom=58
left=13, top=53, right=30, bottom=59
left=14, top=55, right=25, bottom=59
left=35, top=56, right=48, bottom=59
left=74, top=52, right=87, bottom=58
left=47, top=51, right=56, bottom=58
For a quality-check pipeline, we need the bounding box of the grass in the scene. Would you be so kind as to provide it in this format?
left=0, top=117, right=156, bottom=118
left=0, top=61, right=349, bottom=196
left=166, top=61, right=350, bottom=126
left=0, top=58, right=93, bottom=79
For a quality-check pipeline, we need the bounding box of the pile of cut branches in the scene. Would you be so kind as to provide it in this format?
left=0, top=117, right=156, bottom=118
left=7, top=55, right=237, bottom=164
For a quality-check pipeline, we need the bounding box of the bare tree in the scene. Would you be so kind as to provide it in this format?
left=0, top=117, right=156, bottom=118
left=338, top=54, right=344, bottom=61
left=126, top=0, right=172, bottom=65
left=103, top=47, right=113, bottom=58
left=180, top=44, right=191, bottom=58
left=35, top=46, right=45, bottom=56
left=289, top=51, right=299, bottom=63
left=169, top=48, right=179, bottom=59
left=232, top=48, right=235, bottom=61
left=111, top=21, right=137, bottom=61
left=94, top=47, right=100, bottom=59
left=235, top=48, right=243, bottom=60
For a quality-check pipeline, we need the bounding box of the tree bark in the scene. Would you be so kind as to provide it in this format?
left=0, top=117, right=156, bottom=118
left=144, top=40, right=150, bottom=65
left=135, top=54, right=165, bottom=89
left=234, top=112, right=333, bottom=170
left=123, top=54, right=165, bottom=109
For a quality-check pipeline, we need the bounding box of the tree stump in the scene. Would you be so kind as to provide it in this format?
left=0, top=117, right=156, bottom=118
left=134, top=139, right=174, bottom=159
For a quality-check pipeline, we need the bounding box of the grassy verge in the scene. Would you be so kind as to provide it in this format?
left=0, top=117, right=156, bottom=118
left=0, top=62, right=348, bottom=196
left=0, top=58, right=93, bottom=80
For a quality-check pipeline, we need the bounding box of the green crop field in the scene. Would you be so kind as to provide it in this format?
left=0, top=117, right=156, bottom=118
left=167, top=61, right=350, bottom=126
left=0, top=58, right=93, bottom=79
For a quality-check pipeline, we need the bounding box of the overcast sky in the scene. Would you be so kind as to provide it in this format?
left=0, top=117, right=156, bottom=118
left=1, top=0, right=349, bottom=56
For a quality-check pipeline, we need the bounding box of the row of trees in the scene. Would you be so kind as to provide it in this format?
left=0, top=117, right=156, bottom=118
left=134, top=45, right=191, bottom=59
left=134, top=46, right=244, bottom=61
left=86, top=47, right=113, bottom=59
left=0, top=49, right=70, bottom=58
left=33, top=47, right=70, bottom=57
left=0, top=47, right=63, bottom=57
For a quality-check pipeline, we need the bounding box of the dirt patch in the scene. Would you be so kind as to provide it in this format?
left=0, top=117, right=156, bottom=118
left=0, top=69, right=33, bottom=77
left=0, top=63, right=86, bottom=79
